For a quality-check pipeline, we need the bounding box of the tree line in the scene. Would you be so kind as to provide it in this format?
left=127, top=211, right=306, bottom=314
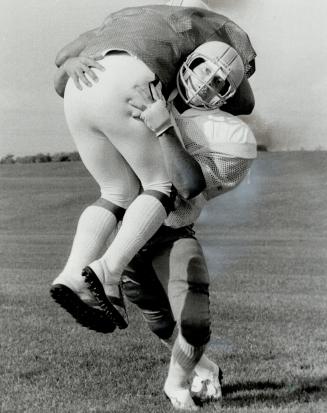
left=0, top=152, right=81, bottom=164
left=0, top=144, right=267, bottom=165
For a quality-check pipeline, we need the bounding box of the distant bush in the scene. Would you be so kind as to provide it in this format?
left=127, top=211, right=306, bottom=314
left=51, top=152, right=70, bottom=162
left=0, top=152, right=81, bottom=164
left=51, top=152, right=81, bottom=162
left=15, top=155, right=36, bottom=164
left=35, top=153, right=52, bottom=163
left=0, top=154, right=15, bottom=164
left=67, top=152, right=81, bottom=161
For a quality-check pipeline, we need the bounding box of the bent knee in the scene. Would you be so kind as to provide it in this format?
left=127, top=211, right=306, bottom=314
left=179, top=282, right=211, bottom=346
left=121, top=275, right=144, bottom=304
left=122, top=276, right=176, bottom=339
left=180, top=317, right=211, bottom=346
left=100, top=188, right=139, bottom=210
left=121, top=273, right=171, bottom=312
left=145, top=310, right=176, bottom=340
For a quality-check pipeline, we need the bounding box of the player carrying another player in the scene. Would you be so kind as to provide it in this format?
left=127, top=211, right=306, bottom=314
left=51, top=2, right=256, bottom=337
left=119, top=39, right=256, bottom=410
left=50, top=2, right=257, bottom=410
left=55, top=39, right=256, bottom=410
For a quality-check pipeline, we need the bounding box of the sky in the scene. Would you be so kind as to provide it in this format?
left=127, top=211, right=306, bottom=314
left=0, top=0, right=166, bottom=158
left=0, top=0, right=243, bottom=158
left=2, top=1, right=326, bottom=155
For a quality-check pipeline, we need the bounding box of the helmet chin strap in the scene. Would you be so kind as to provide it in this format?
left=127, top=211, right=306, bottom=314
left=189, top=95, right=225, bottom=110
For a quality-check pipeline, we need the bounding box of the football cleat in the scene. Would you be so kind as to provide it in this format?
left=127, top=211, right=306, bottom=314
left=164, top=388, right=199, bottom=411
left=82, top=266, right=128, bottom=329
left=191, top=365, right=223, bottom=403
left=50, top=284, right=116, bottom=333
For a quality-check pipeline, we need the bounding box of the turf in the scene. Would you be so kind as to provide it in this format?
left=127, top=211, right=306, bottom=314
left=0, top=153, right=326, bottom=412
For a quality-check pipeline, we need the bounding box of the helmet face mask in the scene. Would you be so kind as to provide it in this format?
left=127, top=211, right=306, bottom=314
left=177, top=41, right=245, bottom=110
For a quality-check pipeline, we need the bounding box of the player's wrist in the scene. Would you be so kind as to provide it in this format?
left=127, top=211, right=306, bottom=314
left=140, top=100, right=172, bottom=137
left=155, top=120, right=174, bottom=137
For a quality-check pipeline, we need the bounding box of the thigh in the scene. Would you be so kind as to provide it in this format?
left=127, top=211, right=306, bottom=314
left=100, top=115, right=171, bottom=192
left=71, top=53, right=171, bottom=191
left=122, top=254, right=171, bottom=311
left=122, top=252, right=176, bottom=339
left=64, top=94, right=140, bottom=207
left=121, top=225, right=196, bottom=307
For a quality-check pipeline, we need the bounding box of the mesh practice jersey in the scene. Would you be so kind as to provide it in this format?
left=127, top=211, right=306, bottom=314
left=82, top=5, right=256, bottom=95
left=165, top=105, right=257, bottom=228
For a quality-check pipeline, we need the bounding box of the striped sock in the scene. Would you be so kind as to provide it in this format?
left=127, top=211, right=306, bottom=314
left=162, top=333, right=216, bottom=380
left=165, top=334, right=205, bottom=388
left=173, top=334, right=205, bottom=374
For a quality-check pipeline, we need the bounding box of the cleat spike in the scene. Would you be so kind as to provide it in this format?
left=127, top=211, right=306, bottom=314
left=50, top=284, right=116, bottom=334
left=82, top=266, right=128, bottom=329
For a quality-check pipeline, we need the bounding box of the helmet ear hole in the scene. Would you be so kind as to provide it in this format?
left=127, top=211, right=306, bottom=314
left=189, top=57, right=205, bottom=70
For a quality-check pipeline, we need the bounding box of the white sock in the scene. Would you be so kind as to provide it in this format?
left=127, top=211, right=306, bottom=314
left=92, top=194, right=167, bottom=284
left=162, top=333, right=216, bottom=380
left=164, top=334, right=202, bottom=411
left=53, top=206, right=117, bottom=291
left=194, top=354, right=218, bottom=379
left=166, top=334, right=205, bottom=387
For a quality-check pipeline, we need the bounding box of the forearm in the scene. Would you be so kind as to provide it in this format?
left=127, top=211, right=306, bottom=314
left=158, top=127, right=206, bottom=199
left=129, top=84, right=205, bottom=198
left=54, top=66, right=69, bottom=98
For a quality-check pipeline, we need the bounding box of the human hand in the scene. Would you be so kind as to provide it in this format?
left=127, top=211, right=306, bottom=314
left=129, top=81, right=172, bottom=137
left=61, top=55, right=105, bottom=90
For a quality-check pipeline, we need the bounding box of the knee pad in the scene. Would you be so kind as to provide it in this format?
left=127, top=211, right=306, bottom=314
left=180, top=282, right=211, bottom=347
left=92, top=198, right=125, bottom=221
left=145, top=309, right=176, bottom=340
left=142, top=188, right=177, bottom=215
left=180, top=318, right=211, bottom=347
left=121, top=272, right=176, bottom=339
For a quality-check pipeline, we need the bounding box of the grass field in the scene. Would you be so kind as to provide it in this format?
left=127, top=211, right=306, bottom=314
left=1, top=152, right=327, bottom=412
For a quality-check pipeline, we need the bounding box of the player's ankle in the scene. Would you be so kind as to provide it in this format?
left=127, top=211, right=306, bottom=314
left=194, top=355, right=218, bottom=380
left=88, top=260, right=106, bottom=283
left=52, top=272, right=83, bottom=292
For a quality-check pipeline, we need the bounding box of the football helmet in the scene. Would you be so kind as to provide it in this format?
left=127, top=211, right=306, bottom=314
left=166, top=0, right=210, bottom=9
left=177, top=41, right=245, bottom=109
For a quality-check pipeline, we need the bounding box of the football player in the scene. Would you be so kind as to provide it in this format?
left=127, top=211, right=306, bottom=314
left=51, top=2, right=257, bottom=335
left=54, top=41, right=256, bottom=411
left=120, top=40, right=256, bottom=410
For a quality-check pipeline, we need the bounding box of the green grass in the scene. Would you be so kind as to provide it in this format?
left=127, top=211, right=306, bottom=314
left=1, top=153, right=327, bottom=412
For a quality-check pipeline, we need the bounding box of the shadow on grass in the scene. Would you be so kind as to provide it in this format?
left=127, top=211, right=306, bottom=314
left=222, top=376, right=327, bottom=407
left=18, top=368, right=49, bottom=381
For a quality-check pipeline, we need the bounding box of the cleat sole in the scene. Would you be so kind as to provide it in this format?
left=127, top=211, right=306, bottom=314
left=50, top=284, right=116, bottom=334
